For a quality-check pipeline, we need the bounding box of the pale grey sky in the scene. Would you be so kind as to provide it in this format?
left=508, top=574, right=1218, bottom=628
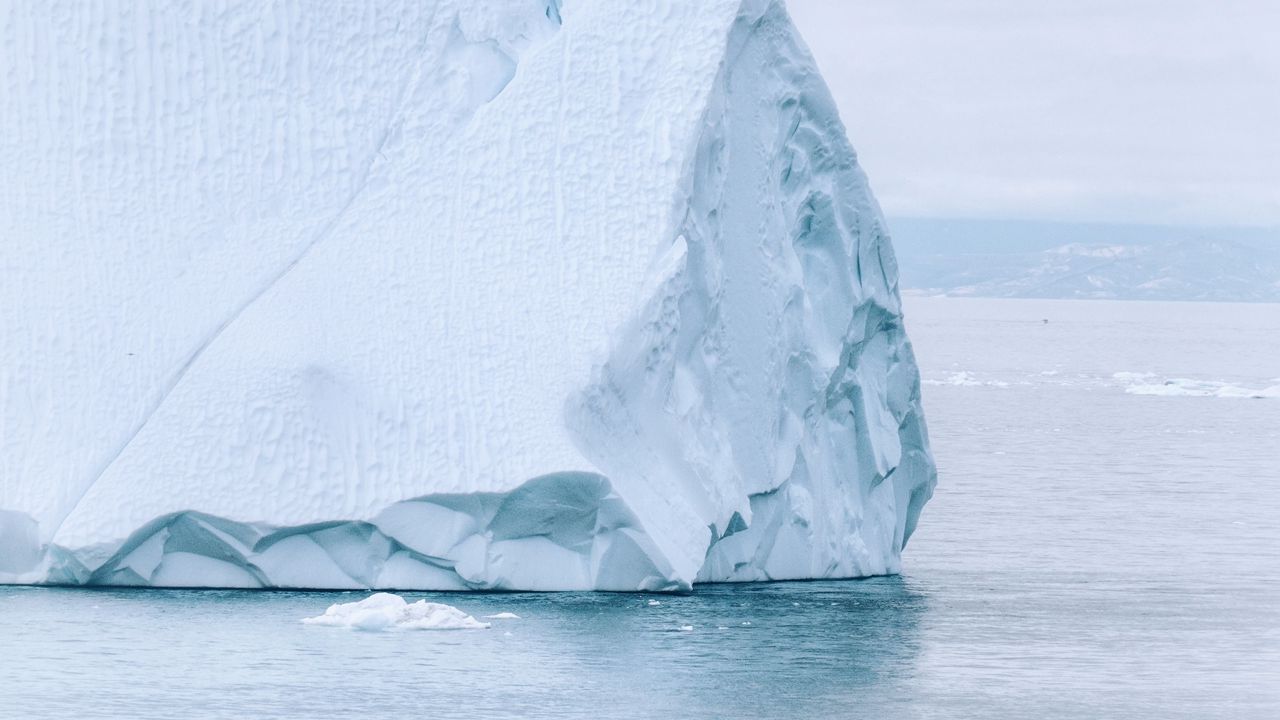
left=787, top=0, right=1280, bottom=227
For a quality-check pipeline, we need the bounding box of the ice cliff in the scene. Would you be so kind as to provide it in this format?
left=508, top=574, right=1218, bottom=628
left=0, top=0, right=935, bottom=590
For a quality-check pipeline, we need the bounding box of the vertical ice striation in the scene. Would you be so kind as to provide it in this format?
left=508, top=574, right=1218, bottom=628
left=0, top=0, right=935, bottom=590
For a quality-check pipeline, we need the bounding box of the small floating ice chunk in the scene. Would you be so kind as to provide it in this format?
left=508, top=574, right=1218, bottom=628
left=647, top=599, right=661, bottom=606
left=1112, top=371, right=1156, bottom=382
left=741, top=621, right=752, bottom=626
left=302, top=593, right=489, bottom=631
left=484, top=612, right=521, bottom=620
left=1115, top=372, right=1278, bottom=399
left=924, top=371, right=1008, bottom=388
left=680, top=625, right=694, bottom=632
left=923, top=371, right=980, bottom=387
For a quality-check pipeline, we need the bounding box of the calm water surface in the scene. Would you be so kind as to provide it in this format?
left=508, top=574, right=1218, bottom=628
left=3, top=298, right=1277, bottom=718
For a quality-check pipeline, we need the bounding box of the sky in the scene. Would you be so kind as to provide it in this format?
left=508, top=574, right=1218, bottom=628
left=786, top=0, right=1280, bottom=228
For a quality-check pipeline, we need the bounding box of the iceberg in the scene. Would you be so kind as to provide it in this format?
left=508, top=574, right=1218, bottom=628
left=302, top=593, right=490, bottom=631
left=0, top=0, right=935, bottom=590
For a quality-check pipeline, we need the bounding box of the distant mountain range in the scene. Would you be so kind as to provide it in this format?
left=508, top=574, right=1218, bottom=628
left=888, top=218, right=1280, bottom=302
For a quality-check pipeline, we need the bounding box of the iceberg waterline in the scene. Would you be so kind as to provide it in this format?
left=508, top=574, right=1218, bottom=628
left=0, top=0, right=935, bottom=591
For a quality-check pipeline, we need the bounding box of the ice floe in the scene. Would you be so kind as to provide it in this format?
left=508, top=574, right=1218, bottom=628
left=923, top=371, right=1010, bottom=388
left=302, top=593, right=489, bottom=631
left=1114, top=373, right=1279, bottom=399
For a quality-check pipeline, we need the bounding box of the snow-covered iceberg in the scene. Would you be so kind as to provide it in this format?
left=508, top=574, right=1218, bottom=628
left=0, top=0, right=935, bottom=590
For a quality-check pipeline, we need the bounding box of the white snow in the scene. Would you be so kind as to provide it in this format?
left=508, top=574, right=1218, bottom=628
left=302, top=593, right=489, bottom=632
left=0, top=0, right=935, bottom=590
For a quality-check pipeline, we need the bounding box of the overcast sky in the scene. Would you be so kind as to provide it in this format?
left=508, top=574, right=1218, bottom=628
left=786, top=0, right=1280, bottom=228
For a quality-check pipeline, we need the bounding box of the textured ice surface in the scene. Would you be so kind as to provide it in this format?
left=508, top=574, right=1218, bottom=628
left=302, top=593, right=490, bottom=631
left=1, top=0, right=935, bottom=590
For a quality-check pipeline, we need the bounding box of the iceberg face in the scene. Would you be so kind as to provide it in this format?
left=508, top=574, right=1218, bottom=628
left=0, top=0, right=935, bottom=590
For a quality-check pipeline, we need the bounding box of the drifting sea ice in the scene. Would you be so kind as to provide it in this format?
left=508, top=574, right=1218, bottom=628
left=302, top=593, right=489, bottom=632
left=1114, top=373, right=1280, bottom=399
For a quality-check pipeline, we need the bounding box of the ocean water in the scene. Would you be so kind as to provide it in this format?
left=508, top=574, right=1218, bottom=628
left=2, top=297, right=1277, bottom=719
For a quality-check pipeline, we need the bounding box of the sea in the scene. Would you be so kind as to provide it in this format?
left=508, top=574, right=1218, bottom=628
left=2, top=297, right=1277, bottom=719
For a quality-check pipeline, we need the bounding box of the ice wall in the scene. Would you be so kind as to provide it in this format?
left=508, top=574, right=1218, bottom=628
left=0, top=0, right=935, bottom=590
